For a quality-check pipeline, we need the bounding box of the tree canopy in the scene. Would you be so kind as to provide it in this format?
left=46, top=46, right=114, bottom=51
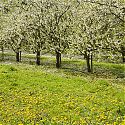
left=0, top=0, right=125, bottom=72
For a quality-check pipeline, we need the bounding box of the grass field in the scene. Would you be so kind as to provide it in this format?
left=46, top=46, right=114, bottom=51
left=0, top=56, right=125, bottom=125
left=0, top=62, right=125, bottom=125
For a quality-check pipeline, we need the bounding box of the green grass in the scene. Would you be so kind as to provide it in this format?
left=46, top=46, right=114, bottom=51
left=0, top=63, right=125, bottom=125
left=1, top=52, right=125, bottom=79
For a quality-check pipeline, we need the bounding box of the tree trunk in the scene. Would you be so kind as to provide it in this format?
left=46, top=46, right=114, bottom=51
left=122, top=52, right=125, bottom=63
left=19, top=51, right=22, bottom=62
left=90, top=54, right=93, bottom=73
left=85, top=52, right=92, bottom=73
left=56, top=51, right=61, bottom=68
left=16, top=51, right=20, bottom=62
left=59, top=53, right=61, bottom=66
left=36, top=50, right=40, bottom=65
left=86, top=54, right=91, bottom=72
left=121, top=46, right=125, bottom=63
left=1, top=46, right=4, bottom=61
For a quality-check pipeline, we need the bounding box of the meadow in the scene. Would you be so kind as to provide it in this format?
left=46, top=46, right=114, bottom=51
left=0, top=55, right=125, bottom=125
left=0, top=0, right=125, bottom=124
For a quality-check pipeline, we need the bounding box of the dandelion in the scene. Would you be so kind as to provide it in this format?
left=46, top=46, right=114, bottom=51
left=18, top=123, right=23, bottom=125
left=121, top=118, right=125, bottom=125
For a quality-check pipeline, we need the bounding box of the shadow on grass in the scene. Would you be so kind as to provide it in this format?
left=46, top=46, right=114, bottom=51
left=0, top=53, right=125, bottom=79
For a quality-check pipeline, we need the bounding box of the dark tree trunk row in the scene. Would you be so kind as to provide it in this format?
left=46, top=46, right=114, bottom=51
left=16, top=49, right=41, bottom=65
left=16, top=51, right=20, bottom=62
left=56, top=50, right=61, bottom=68
left=86, top=53, right=91, bottom=72
left=122, top=52, right=125, bottom=63
left=90, top=54, right=93, bottom=73
left=20, top=51, right=22, bottom=62
left=1, top=46, right=4, bottom=61
left=121, top=46, right=125, bottom=63
left=36, top=42, right=41, bottom=65
left=85, top=52, right=93, bottom=73
left=36, top=50, right=41, bottom=65
left=35, top=49, right=62, bottom=67
left=16, top=51, right=22, bottom=62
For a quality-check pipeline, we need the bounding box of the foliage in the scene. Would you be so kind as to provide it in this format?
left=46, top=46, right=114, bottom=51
left=0, top=0, right=125, bottom=68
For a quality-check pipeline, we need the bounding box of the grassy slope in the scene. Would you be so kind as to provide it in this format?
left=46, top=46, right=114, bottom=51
left=0, top=63, right=125, bottom=125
